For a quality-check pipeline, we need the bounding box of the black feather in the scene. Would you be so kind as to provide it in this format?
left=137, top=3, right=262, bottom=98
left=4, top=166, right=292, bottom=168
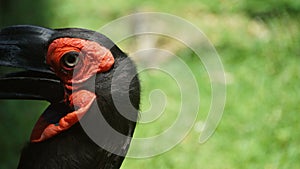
left=15, top=28, right=140, bottom=169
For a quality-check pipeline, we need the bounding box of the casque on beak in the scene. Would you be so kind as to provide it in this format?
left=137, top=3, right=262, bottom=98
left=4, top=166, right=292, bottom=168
left=0, top=25, right=64, bottom=103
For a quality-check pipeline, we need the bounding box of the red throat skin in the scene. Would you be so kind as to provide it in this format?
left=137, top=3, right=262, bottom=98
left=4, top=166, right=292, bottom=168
left=30, top=38, right=115, bottom=142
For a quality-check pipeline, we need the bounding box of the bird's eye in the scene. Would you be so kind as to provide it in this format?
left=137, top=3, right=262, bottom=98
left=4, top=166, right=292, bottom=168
left=61, top=51, right=80, bottom=69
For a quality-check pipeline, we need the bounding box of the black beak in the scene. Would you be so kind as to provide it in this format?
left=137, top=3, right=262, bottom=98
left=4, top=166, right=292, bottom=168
left=0, top=25, right=64, bottom=103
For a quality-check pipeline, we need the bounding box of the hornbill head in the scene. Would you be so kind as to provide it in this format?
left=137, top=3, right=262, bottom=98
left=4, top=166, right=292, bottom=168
left=0, top=25, right=140, bottom=169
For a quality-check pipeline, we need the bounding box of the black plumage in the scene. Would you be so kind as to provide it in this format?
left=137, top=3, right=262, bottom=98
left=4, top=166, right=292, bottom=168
left=0, top=25, right=140, bottom=169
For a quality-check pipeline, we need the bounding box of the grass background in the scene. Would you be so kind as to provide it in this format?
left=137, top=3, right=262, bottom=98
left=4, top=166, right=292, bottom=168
left=1, top=0, right=299, bottom=168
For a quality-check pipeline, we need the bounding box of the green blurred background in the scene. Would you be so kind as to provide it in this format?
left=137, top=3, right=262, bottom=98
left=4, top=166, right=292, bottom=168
left=0, top=0, right=299, bottom=168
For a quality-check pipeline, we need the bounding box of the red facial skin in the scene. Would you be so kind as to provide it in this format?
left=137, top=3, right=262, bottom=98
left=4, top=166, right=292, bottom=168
left=30, top=38, right=115, bottom=142
left=46, top=38, right=115, bottom=90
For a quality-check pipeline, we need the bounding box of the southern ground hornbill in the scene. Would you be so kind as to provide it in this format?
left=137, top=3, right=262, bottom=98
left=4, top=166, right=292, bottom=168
left=0, top=25, right=140, bottom=169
